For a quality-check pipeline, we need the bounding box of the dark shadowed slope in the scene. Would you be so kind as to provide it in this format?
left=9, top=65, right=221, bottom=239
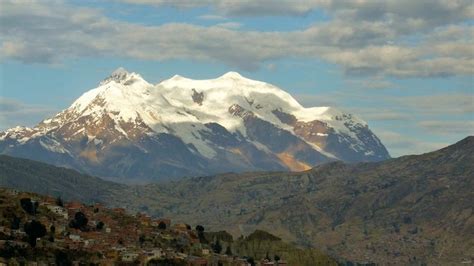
left=0, top=155, right=127, bottom=203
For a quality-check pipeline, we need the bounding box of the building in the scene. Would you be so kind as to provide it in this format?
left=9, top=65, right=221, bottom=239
left=65, top=202, right=82, bottom=211
left=172, top=223, right=190, bottom=232
left=69, top=234, right=81, bottom=242
left=121, top=252, right=139, bottom=262
left=46, top=205, right=68, bottom=219
left=187, top=256, right=208, bottom=266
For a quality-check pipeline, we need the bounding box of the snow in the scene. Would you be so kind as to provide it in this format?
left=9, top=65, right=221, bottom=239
left=39, top=138, right=69, bottom=154
left=1, top=69, right=372, bottom=160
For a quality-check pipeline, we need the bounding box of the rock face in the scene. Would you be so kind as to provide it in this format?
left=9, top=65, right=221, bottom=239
left=0, top=68, right=389, bottom=181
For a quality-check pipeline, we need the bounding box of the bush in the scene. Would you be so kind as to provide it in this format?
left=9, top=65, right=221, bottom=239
left=20, top=198, right=36, bottom=215
left=158, top=221, right=167, bottom=230
left=69, top=212, right=89, bottom=231
left=24, top=220, right=46, bottom=247
left=56, top=197, right=64, bottom=207
left=212, top=239, right=222, bottom=254
left=96, top=221, right=104, bottom=230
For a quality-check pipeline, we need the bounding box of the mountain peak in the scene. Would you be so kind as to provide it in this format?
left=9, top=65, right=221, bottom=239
left=219, top=71, right=245, bottom=79
left=101, top=67, right=139, bottom=85
left=111, top=67, right=129, bottom=77
left=170, top=74, right=185, bottom=80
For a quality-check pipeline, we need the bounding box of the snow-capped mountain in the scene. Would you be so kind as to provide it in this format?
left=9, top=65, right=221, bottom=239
left=0, top=68, right=390, bottom=181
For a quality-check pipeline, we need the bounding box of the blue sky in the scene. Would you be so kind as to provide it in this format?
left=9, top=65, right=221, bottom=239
left=0, top=0, right=473, bottom=157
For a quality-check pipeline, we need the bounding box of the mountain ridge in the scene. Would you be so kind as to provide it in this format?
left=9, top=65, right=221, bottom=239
left=0, top=68, right=390, bottom=181
left=0, top=136, right=472, bottom=264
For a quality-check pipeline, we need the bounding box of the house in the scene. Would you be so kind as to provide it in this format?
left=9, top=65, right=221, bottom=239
left=47, top=205, right=68, bottom=219
left=113, top=208, right=126, bottom=215
left=66, top=201, right=82, bottom=211
left=69, top=234, right=81, bottom=242
left=157, top=218, right=171, bottom=227
left=105, top=250, right=119, bottom=260
left=145, top=248, right=163, bottom=258
left=164, top=248, right=176, bottom=258
left=176, top=252, right=188, bottom=259
left=201, top=248, right=210, bottom=255
left=233, top=258, right=251, bottom=266
left=6, top=189, right=19, bottom=196
left=261, top=260, right=275, bottom=266
left=172, top=223, right=189, bottom=232
left=188, top=231, right=200, bottom=244
left=12, top=229, right=27, bottom=238
left=7, top=241, right=29, bottom=249
left=55, top=224, right=66, bottom=234
left=121, top=252, right=139, bottom=262
left=142, top=248, right=164, bottom=263
left=187, top=256, right=208, bottom=266
left=140, top=215, right=152, bottom=226
left=41, top=196, right=56, bottom=205
left=0, top=226, right=11, bottom=236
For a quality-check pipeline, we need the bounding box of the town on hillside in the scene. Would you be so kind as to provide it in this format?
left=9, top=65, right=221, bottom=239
left=0, top=187, right=292, bottom=265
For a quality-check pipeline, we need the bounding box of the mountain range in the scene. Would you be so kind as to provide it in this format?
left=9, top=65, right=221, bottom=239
left=0, top=68, right=389, bottom=182
left=1, top=136, right=472, bottom=264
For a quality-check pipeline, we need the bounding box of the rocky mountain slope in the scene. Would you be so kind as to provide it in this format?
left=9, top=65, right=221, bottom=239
left=0, top=68, right=389, bottom=181
left=128, top=136, right=474, bottom=265
left=1, top=137, right=472, bottom=264
left=0, top=188, right=337, bottom=265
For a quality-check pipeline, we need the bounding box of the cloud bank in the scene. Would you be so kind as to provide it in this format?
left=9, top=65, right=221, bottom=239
left=1, top=0, right=472, bottom=77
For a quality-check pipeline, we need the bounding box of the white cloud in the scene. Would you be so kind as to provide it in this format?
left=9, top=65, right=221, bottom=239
left=374, top=129, right=451, bottom=157
left=119, top=0, right=474, bottom=26
left=0, top=0, right=472, bottom=77
left=396, top=93, right=474, bottom=115
left=418, top=120, right=474, bottom=135
left=119, top=0, right=325, bottom=16
left=0, top=98, right=59, bottom=130
left=198, top=14, right=226, bottom=20
left=214, top=22, right=242, bottom=29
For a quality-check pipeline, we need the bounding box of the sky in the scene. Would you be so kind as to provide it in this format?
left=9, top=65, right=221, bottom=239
left=0, top=0, right=473, bottom=157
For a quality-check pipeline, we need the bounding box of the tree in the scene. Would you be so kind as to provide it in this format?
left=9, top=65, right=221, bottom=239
left=55, top=197, right=64, bottom=207
left=274, top=255, right=280, bottom=262
left=196, top=225, right=206, bottom=243
left=158, top=221, right=167, bottom=230
left=212, top=239, right=222, bottom=254
left=69, top=212, right=88, bottom=231
left=0, top=241, right=15, bottom=258
left=55, top=250, right=72, bottom=266
left=247, top=257, right=255, bottom=266
left=11, top=215, right=20, bottom=230
left=225, top=246, right=232, bottom=256
left=96, top=221, right=104, bottom=230
left=139, top=234, right=146, bottom=246
left=24, top=220, right=46, bottom=247
left=196, top=225, right=205, bottom=233
left=20, top=198, right=35, bottom=215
